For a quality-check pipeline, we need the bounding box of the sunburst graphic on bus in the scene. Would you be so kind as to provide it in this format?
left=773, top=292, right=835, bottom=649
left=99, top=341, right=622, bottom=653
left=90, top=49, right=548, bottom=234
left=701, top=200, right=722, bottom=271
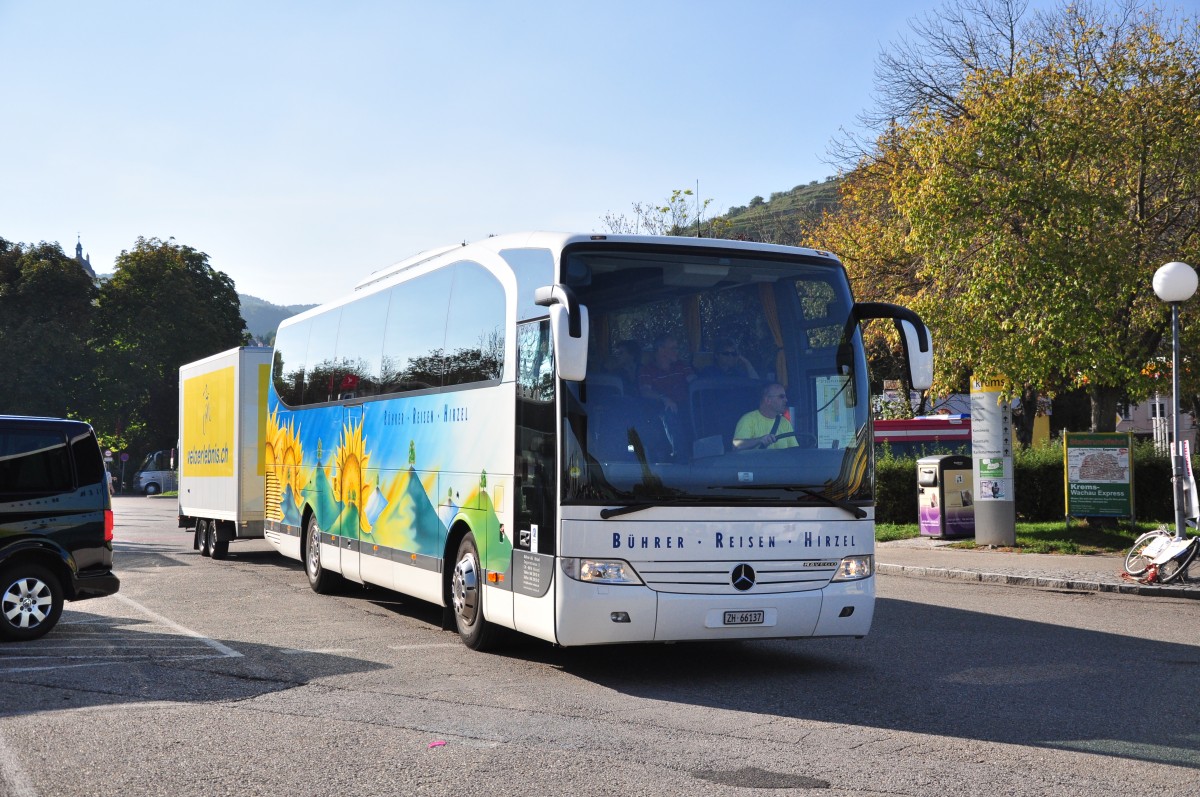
left=265, top=407, right=305, bottom=525
left=330, top=418, right=374, bottom=537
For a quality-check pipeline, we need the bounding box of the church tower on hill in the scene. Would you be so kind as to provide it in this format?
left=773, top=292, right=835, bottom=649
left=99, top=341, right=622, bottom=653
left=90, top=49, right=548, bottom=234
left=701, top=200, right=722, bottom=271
left=75, top=236, right=95, bottom=278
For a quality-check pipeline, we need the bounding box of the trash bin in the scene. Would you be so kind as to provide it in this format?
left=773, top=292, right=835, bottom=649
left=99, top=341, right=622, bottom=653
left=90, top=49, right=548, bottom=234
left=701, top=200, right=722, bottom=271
left=917, top=455, right=975, bottom=538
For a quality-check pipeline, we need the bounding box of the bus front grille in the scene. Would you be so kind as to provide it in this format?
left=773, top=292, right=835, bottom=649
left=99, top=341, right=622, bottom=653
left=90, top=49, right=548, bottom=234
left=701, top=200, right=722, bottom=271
left=633, top=559, right=837, bottom=594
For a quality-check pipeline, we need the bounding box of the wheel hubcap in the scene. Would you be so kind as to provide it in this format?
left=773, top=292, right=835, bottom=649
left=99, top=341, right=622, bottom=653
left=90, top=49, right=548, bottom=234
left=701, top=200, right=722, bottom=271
left=452, top=554, right=479, bottom=624
left=3, top=578, right=51, bottom=629
left=307, top=525, right=321, bottom=577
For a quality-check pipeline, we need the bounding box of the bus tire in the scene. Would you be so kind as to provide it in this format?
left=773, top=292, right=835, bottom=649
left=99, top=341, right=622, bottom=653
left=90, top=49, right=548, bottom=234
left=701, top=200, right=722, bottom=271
left=451, top=533, right=496, bottom=651
left=305, top=515, right=342, bottom=594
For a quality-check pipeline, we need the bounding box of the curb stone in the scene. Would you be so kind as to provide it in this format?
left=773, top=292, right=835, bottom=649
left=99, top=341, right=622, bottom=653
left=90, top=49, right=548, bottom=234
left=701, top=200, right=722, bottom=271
left=876, top=562, right=1200, bottom=599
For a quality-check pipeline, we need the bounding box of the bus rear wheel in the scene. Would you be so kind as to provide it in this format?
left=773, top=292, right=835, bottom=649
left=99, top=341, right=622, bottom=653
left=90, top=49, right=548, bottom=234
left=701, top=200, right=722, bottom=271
left=451, top=533, right=495, bottom=651
left=305, top=515, right=342, bottom=594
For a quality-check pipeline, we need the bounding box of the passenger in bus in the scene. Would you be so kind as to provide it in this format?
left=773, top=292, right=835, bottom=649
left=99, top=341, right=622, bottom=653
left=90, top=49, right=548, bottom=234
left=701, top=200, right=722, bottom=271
left=638, top=334, right=694, bottom=413
left=639, top=334, right=695, bottom=454
left=606, top=339, right=642, bottom=395
left=699, top=339, right=759, bottom=380
left=732, top=383, right=799, bottom=450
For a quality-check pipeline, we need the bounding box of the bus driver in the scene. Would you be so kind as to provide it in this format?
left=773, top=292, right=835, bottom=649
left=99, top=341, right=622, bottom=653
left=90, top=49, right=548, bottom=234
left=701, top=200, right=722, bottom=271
left=732, top=383, right=799, bottom=451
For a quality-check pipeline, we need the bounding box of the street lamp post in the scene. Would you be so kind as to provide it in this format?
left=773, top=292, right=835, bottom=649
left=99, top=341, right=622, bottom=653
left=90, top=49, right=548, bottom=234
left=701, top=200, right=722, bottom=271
left=1152, top=261, right=1198, bottom=538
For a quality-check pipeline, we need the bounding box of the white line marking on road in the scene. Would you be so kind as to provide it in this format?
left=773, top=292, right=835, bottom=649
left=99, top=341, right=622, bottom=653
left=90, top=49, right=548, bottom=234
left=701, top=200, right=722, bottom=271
left=0, top=728, right=38, bottom=797
left=113, top=594, right=242, bottom=658
left=386, top=643, right=462, bottom=650
left=280, top=648, right=356, bottom=655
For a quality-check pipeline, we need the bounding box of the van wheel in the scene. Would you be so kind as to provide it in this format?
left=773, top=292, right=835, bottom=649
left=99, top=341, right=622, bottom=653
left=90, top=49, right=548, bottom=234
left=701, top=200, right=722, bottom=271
left=144, top=483, right=160, bottom=496
left=0, top=564, right=64, bottom=642
left=451, top=533, right=496, bottom=651
left=305, top=515, right=342, bottom=594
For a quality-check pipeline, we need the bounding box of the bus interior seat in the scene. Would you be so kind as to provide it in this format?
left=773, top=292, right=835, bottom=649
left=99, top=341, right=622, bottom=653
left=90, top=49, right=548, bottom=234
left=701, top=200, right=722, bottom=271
left=690, top=377, right=765, bottom=452
left=584, top=373, right=623, bottom=402
left=589, top=397, right=673, bottom=463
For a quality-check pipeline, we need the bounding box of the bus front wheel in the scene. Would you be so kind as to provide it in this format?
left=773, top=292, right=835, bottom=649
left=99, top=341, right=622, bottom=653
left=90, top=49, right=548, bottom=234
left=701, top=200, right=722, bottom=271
left=451, top=533, right=495, bottom=651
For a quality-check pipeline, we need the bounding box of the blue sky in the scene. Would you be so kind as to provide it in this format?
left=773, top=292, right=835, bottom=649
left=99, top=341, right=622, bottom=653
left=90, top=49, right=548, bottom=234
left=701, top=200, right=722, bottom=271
left=3, top=0, right=1069, bottom=305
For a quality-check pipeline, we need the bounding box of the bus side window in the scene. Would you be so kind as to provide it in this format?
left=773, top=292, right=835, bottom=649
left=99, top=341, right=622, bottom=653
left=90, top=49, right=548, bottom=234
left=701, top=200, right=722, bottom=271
left=304, top=309, right=343, bottom=404
left=334, top=289, right=390, bottom=399
left=444, top=262, right=505, bottom=386
left=273, top=318, right=312, bottom=407
left=381, top=270, right=454, bottom=394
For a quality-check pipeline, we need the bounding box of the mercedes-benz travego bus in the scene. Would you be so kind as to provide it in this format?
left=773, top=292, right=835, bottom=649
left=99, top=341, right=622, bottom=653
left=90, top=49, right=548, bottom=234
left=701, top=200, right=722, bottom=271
left=263, top=233, right=932, bottom=649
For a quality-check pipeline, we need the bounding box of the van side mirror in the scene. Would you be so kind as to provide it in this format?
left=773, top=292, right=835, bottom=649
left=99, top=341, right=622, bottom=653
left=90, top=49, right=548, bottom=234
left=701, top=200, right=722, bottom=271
left=534, top=284, right=590, bottom=382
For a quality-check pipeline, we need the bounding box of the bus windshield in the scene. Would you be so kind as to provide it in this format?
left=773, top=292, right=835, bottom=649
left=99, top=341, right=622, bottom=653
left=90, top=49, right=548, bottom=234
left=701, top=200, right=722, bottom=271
left=559, top=244, right=872, bottom=510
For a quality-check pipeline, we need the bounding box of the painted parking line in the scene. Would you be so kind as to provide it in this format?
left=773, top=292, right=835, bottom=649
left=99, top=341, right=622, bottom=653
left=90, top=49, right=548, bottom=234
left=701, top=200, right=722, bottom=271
left=0, top=593, right=241, bottom=674
left=111, top=594, right=242, bottom=658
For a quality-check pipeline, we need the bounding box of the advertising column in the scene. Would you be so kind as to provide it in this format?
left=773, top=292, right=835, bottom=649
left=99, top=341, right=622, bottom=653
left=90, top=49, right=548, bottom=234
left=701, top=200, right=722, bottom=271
left=970, top=376, right=1016, bottom=546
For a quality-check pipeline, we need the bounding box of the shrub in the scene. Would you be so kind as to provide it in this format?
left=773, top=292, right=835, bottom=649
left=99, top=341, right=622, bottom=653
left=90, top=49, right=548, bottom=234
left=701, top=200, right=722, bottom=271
left=875, top=451, right=918, bottom=525
left=873, top=438, right=1189, bottom=525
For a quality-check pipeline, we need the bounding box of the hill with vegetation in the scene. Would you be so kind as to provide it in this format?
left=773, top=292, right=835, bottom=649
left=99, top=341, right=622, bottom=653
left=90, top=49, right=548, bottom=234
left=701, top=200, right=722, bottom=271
left=718, top=177, right=841, bottom=246
left=239, top=294, right=315, bottom=343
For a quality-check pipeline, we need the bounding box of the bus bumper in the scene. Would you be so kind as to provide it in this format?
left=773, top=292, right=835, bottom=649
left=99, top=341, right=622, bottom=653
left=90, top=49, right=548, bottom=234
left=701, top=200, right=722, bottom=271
left=554, top=575, right=874, bottom=646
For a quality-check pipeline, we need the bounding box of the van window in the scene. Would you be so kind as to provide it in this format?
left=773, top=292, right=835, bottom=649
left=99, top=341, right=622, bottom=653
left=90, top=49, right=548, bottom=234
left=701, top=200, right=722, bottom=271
left=0, top=430, right=72, bottom=495
left=70, top=431, right=106, bottom=486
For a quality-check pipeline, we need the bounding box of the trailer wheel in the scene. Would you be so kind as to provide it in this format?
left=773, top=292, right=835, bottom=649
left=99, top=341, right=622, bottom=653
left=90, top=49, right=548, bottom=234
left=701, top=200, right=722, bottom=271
left=211, top=521, right=229, bottom=560
left=193, top=519, right=204, bottom=552
left=199, top=520, right=212, bottom=557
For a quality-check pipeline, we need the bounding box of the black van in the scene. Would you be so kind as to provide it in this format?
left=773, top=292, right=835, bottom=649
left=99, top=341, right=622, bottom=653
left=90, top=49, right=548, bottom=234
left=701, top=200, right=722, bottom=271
left=0, top=416, right=120, bottom=641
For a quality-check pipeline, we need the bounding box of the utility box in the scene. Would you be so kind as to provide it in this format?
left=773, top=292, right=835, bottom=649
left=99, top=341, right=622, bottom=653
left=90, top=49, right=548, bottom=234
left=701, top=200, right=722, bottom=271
left=917, top=455, right=975, bottom=538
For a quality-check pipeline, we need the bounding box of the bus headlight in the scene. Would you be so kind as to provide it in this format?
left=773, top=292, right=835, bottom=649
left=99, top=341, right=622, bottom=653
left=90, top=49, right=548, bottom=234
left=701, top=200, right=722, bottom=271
left=560, top=557, right=643, bottom=585
left=831, top=555, right=873, bottom=582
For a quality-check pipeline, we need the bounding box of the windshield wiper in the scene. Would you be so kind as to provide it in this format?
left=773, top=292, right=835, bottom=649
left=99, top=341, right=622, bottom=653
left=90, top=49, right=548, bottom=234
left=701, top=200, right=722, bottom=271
left=600, top=496, right=709, bottom=519
left=707, top=484, right=867, bottom=519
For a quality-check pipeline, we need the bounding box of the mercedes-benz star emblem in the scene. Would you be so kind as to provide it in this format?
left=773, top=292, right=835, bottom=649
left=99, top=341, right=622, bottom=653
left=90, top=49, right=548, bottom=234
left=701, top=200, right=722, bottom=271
left=731, top=563, right=756, bottom=591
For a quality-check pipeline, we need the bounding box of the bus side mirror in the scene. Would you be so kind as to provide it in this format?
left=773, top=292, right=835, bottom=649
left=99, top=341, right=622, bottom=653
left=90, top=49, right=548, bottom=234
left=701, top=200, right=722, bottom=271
left=535, top=284, right=590, bottom=382
left=549, top=303, right=589, bottom=381
left=850, top=302, right=934, bottom=392
left=899, top=319, right=933, bottom=391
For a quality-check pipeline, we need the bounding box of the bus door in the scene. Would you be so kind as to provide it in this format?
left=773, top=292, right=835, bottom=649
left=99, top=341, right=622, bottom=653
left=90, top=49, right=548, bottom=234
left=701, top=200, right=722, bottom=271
left=340, top=403, right=364, bottom=583
left=513, top=319, right=558, bottom=639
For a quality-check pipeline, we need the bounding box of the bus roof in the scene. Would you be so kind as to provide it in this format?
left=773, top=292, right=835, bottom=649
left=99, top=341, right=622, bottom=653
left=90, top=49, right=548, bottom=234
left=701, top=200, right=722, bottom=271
left=277, top=232, right=846, bottom=331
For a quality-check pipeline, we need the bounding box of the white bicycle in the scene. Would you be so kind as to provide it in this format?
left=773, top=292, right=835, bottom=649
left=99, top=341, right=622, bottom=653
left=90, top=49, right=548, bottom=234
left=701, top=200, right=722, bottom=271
left=1124, top=527, right=1199, bottom=584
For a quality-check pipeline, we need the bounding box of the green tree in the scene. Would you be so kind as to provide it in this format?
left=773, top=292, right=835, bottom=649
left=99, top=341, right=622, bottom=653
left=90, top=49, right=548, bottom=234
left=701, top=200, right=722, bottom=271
left=0, top=238, right=98, bottom=418
left=92, top=237, right=248, bottom=455
left=817, top=1, right=1200, bottom=438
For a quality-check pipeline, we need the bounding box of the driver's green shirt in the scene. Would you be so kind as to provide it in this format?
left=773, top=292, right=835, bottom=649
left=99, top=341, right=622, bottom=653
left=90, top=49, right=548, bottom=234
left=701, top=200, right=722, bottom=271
left=733, top=411, right=798, bottom=449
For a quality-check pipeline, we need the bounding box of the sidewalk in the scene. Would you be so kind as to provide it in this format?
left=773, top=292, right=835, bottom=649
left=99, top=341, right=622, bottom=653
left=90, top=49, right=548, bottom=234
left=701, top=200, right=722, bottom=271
left=876, top=536, right=1200, bottom=599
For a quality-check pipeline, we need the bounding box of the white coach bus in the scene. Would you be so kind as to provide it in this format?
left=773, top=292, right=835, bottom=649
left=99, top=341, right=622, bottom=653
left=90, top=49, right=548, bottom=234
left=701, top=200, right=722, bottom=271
left=263, top=232, right=932, bottom=649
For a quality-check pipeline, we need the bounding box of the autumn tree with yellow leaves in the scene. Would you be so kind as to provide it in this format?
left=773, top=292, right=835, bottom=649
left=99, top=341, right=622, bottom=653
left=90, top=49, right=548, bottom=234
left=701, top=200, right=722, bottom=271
left=813, top=0, right=1200, bottom=443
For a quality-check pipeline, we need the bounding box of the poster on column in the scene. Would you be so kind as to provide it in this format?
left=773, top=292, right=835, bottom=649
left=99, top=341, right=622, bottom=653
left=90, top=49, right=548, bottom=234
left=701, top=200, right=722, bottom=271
left=970, top=376, right=1013, bottom=502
